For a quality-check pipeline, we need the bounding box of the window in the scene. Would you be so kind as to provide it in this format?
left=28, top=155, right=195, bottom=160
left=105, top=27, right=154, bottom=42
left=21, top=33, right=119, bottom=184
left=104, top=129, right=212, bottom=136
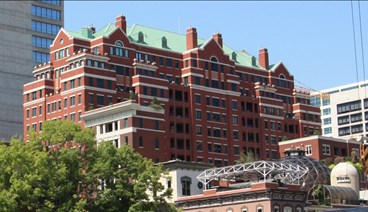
left=181, top=176, right=191, bottom=196
left=97, top=95, right=104, bottom=105
left=338, top=126, right=350, bottom=136
left=32, top=35, right=53, bottom=49
left=64, top=98, right=67, bottom=108
left=123, top=118, right=128, bottom=128
left=70, top=113, right=75, bottom=122
left=89, top=94, right=94, bottom=104
left=154, top=138, right=159, bottom=149
left=39, top=106, right=42, bottom=115
left=338, top=115, right=350, bottom=125
left=32, top=5, right=61, bottom=21
left=139, top=137, right=144, bottom=147
left=233, top=131, right=239, bottom=140
left=232, top=100, right=237, bottom=109
left=138, top=118, right=143, bottom=128
left=195, top=94, right=201, bottom=103
left=306, top=145, right=312, bottom=155
left=234, top=146, right=239, bottom=155
left=154, top=120, right=159, bottom=130
left=78, top=94, right=81, bottom=104
left=323, top=108, right=331, bottom=115
left=324, top=127, right=332, bottom=134
left=32, top=108, right=37, bottom=117
left=40, top=0, right=61, bottom=6
left=196, top=126, right=202, bottom=135
left=97, top=79, right=104, bottom=88
left=195, top=110, right=202, bottom=120
left=283, top=206, right=292, bottom=212
left=337, top=100, right=361, bottom=114
left=166, top=58, right=172, bottom=67
left=70, top=96, right=75, bottom=106
left=32, top=20, right=60, bottom=35
left=322, top=144, right=330, bottom=155
left=232, top=116, right=238, bottom=125
left=323, top=118, right=331, bottom=125
left=32, top=51, right=50, bottom=63
left=197, top=141, right=203, bottom=151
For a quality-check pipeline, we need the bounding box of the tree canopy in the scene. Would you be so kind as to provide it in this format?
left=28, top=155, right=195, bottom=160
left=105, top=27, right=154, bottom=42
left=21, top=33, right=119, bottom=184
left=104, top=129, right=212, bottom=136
left=0, top=120, right=176, bottom=211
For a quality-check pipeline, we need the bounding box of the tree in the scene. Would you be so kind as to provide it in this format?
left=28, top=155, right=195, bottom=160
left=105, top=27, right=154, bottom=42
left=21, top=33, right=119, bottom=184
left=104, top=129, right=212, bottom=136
left=313, top=130, right=321, bottom=136
left=281, top=135, right=288, bottom=141
left=86, top=141, right=175, bottom=211
left=0, top=120, right=93, bottom=211
left=236, top=150, right=254, bottom=164
left=0, top=121, right=176, bottom=211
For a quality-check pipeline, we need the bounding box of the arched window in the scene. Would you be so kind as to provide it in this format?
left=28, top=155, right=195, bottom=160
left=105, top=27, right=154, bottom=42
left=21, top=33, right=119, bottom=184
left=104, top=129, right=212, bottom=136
left=279, top=74, right=286, bottom=79
left=241, top=207, right=248, bottom=212
left=162, top=36, right=168, bottom=48
left=138, top=31, right=144, bottom=43
left=210, top=56, right=218, bottom=71
left=45, top=72, right=50, bottom=79
left=274, top=205, right=280, bottom=212
left=283, top=206, right=292, bottom=212
left=115, top=41, right=123, bottom=46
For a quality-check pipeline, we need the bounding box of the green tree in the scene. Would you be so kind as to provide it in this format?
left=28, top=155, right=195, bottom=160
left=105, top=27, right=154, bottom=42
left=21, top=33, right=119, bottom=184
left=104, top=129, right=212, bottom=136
left=0, top=121, right=92, bottom=211
left=0, top=121, right=176, bottom=211
left=87, top=141, right=175, bottom=211
left=236, top=150, right=254, bottom=164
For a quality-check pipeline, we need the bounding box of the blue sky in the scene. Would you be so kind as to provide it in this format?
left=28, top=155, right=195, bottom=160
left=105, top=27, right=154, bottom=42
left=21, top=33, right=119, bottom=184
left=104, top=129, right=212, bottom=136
left=65, top=1, right=368, bottom=91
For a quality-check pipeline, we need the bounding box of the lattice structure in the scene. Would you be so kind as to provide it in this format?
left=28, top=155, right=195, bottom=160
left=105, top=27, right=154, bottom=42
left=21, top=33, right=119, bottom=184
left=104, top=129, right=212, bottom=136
left=197, top=161, right=309, bottom=189
left=279, top=153, right=331, bottom=191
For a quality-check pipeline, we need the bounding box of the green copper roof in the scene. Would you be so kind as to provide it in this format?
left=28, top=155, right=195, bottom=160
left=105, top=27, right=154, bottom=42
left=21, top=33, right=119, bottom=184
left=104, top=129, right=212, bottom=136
left=65, top=23, right=261, bottom=68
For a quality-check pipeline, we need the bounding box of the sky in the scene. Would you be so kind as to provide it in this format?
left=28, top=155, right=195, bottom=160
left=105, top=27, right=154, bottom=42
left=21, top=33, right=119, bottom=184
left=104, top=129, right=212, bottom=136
left=64, top=1, right=368, bottom=91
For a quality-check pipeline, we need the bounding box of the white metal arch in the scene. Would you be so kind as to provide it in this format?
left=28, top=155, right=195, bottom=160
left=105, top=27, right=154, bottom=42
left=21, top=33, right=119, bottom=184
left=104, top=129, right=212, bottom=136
left=197, top=160, right=308, bottom=189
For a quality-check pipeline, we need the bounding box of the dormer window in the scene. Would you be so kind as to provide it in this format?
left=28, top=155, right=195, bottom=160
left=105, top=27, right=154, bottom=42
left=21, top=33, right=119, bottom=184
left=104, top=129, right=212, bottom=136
left=138, top=31, right=144, bottom=43
left=232, top=52, right=237, bottom=61
left=162, top=36, right=168, bottom=48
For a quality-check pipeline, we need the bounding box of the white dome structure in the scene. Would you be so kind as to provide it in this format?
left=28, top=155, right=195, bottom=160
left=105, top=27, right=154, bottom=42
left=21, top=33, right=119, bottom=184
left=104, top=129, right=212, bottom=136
left=331, top=162, right=359, bottom=196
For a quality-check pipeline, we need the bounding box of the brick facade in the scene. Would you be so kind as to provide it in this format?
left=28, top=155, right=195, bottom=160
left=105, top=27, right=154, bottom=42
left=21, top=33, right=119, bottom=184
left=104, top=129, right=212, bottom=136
left=23, top=15, right=321, bottom=166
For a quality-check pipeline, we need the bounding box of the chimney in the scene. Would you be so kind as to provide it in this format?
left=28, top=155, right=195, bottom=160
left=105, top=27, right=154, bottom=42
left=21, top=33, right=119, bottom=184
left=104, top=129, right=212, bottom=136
left=213, top=33, right=223, bottom=48
left=259, top=48, right=269, bottom=69
left=89, top=25, right=95, bottom=34
left=186, top=27, right=197, bottom=50
left=115, top=15, right=126, bottom=33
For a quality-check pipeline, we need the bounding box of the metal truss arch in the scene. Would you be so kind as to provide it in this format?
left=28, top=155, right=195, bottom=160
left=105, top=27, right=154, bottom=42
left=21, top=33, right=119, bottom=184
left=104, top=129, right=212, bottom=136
left=197, top=160, right=308, bottom=189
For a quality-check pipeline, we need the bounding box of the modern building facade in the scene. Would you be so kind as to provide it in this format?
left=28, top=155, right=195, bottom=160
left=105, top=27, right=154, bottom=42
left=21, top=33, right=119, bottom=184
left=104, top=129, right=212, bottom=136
left=311, top=80, right=368, bottom=141
left=23, top=15, right=320, bottom=165
left=0, top=0, right=63, bottom=141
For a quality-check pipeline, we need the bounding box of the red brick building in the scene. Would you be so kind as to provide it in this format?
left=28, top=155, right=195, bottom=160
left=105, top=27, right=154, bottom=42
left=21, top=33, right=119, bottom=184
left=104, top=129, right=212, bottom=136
left=23, top=15, right=320, bottom=166
left=176, top=181, right=306, bottom=212
left=278, top=135, right=361, bottom=160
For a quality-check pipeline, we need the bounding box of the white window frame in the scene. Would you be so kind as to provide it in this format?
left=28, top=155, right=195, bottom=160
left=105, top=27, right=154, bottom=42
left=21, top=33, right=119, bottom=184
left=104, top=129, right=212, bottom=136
left=306, top=145, right=312, bottom=155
